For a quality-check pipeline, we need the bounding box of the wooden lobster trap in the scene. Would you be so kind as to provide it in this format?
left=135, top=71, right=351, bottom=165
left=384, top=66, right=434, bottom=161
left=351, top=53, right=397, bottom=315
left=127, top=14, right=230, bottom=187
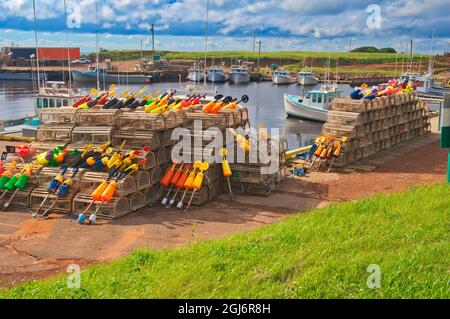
left=15, top=163, right=43, bottom=185
left=115, top=111, right=166, bottom=131
left=75, top=109, right=121, bottom=127
left=73, top=192, right=130, bottom=219
left=143, top=186, right=158, bottom=206
left=5, top=188, right=34, bottom=208
left=78, top=171, right=136, bottom=196
left=183, top=111, right=235, bottom=130
left=135, top=170, right=151, bottom=190
left=30, top=142, right=71, bottom=155
left=112, top=130, right=162, bottom=150
left=36, top=167, right=86, bottom=189
left=29, top=186, right=78, bottom=213
left=36, top=124, right=75, bottom=143
left=71, top=126, right=113, bottom=145
left=219, top=107, right=249, bottom=128
left=39, top=108, right=78, bottom=125
left=128, top=191, right=145, bottom=211
left=161, top=129, right=175, bottom=146
left=147, top=165, right=163, bottom=185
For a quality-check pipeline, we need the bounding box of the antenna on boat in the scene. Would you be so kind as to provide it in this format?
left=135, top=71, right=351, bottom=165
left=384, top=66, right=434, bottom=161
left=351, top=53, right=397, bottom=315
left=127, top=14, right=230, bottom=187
left=63, top=0, right=72, bottom=92
left=95, top=0, right=100, bottom=91
left=203, top=0, right=210, bottom=87
left=32, top=0, right=41, bottom=91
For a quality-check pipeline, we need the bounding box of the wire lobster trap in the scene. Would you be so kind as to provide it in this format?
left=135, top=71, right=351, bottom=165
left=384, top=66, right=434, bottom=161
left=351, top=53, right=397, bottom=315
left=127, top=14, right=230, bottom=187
left=143, top=186, right=158, bottom=206
left=128, top=191, right=145, bottom=211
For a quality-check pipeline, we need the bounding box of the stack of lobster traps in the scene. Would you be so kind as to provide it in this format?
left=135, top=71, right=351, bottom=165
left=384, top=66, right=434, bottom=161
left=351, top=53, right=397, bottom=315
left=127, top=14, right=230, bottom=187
left=322, top=92, right=431, bottom=167
left=228, top=136, right=289, bottom=196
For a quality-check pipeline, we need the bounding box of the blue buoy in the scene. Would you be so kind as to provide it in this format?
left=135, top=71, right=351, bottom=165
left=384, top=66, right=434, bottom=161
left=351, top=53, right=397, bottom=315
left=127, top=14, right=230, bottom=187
left=77, top=213, right=86, bottom=224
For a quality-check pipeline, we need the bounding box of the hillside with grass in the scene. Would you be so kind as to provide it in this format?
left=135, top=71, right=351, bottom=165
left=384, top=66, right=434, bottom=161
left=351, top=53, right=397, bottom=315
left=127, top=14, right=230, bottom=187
left=1, top=184, right=448, bottom=299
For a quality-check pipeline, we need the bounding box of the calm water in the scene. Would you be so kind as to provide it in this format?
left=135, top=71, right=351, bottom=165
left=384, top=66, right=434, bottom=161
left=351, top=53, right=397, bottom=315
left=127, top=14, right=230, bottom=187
left=0, top=80, right=353, bottom=149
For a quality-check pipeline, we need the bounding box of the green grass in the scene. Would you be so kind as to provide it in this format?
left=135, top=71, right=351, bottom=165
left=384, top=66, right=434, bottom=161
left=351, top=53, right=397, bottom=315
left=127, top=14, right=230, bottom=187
left=88, top=50, right=428, bottom=65
left=1, top=184, right=449, bottom=298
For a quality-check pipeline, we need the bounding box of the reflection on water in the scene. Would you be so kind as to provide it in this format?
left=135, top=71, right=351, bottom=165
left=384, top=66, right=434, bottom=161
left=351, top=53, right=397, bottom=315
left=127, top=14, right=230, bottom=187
left=0, top=80, right=353, bottom=149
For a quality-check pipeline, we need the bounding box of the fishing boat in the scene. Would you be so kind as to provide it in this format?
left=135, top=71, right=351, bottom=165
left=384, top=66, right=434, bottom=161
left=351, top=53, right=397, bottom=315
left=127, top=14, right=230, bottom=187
left=297, top=70, right=319, bottom=86
left=207, top=65, right=227, bottom=82
left=187, top=65, right=205, bottom=82
left=284, top=85, right=341, bottom=122
left=401, top=72, right=449, bottom=98
left=228, top=64, right=250, bottom=84
left=0, top=71, right=47, bottom=82
left=72, top=67, right=152, bottom=84
left=272, top=70, right=296, bottom=84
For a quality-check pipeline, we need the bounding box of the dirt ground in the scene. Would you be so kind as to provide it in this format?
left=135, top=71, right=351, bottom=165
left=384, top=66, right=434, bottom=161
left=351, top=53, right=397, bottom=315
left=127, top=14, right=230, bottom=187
left=0, top=132, right=446, bottom=288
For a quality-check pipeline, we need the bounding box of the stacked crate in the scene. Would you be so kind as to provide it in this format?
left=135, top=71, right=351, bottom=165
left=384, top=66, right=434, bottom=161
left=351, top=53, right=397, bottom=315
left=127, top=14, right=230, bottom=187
left=322, top=92, right=431, bottom=166
left=31, top=107, right=78, bottom=152
left=228, top=136, right=289, bottom=196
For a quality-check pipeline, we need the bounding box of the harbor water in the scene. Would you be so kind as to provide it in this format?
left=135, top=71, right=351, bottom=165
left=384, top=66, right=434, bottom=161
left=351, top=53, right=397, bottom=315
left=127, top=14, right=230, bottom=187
left=0, top=80, right=354, bottom=149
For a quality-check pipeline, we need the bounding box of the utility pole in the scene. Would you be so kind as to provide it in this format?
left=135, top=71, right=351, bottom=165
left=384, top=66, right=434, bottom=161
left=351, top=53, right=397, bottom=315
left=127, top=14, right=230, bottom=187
left=95, top=0, right=100, bottom=91
left=140, top=38, right=143, bottom=70
left=257, top=40, right=262, bottom=71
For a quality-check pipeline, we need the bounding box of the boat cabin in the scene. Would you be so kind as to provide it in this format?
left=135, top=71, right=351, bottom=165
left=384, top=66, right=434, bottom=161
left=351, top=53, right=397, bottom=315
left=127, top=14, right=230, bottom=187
left=300, top=89, right=340, bottom=109
left=273, top=70, right=290, bottom=77
left=230, top=65, right=248, bottom=74
left=298, top=71, right=315, bottom=77
left=35, top=81, right=83, bottom=114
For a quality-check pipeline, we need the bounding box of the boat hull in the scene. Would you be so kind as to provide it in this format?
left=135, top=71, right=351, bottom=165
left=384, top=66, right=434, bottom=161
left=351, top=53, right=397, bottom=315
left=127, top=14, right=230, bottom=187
left=228, top=72, right=250, bottom=84
left=0, top=72, right=46, bottom=82
left=187, top=72, right=205, bottom=82
left=284, top=94, right=328, bottom=122
left=272, top=75, right=296, bottom=84
left=298, top=76, right=318, bottom=86
left=72, top=70, right=152, bottom=84
left=207, top=72, right=227, bottom=82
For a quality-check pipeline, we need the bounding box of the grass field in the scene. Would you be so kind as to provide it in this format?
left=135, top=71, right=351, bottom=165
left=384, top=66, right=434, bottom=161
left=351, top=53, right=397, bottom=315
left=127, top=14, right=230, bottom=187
left=88, top=50, right=428, bottom=65
left=1, top=184, right=448, bottom=299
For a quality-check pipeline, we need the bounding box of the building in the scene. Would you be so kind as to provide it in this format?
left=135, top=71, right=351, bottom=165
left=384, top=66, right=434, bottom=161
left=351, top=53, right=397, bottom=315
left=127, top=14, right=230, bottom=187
left=1, top=47, right=81, bottom=66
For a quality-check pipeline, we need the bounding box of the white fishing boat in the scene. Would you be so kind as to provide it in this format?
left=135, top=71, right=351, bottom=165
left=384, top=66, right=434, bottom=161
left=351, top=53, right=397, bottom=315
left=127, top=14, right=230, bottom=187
left=297, top=70, right=319, bottom=86
left=284, top=85, right=341, bottom=122
left=187, top=65, right=205, bottom=82
left=72, top=67, right=152, bottom=84
left=228, top=64, right=250, bottom=84
left=207, top=65, right=227, bottom=82
left=272, top=70, right=296, bottom=84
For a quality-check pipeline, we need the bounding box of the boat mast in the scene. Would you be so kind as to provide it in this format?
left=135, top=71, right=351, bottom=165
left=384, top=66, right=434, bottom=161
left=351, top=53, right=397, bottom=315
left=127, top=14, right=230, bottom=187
left=32, top=0, right=41, bottom=91
left=95, top=0, right=100, bottom=90
left=64, top=0, right=72, bottom=91
left=203, top=0, right=209, bottom=86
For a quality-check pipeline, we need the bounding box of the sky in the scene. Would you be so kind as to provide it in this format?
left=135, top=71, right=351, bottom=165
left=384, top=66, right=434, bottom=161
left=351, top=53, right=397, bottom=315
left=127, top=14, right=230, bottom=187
left=0, top=0, right=449, bottom=54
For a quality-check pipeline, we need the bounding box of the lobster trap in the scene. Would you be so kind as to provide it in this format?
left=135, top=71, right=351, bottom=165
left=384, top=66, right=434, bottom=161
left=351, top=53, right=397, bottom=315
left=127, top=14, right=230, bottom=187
left=112, top=130, right=162, bottom=150
left=29, top=187, right=78, bottom=213
left=29, top=142, right=68, bottom=154
left=115, top=111, right=166, bottom=131
left=72, top=192, right=130, bottom=219
left=36, top=124, right=75, bottom=143
left=143, top=186, right=158, bottom=206
left=36, top=167, right=86, bottom=189
left=219, top=107, right=249, bottom=128
left=183, top=111, right=235, bottom=130
left=128, top=191, right=145, bottom=211
left=75, top=109, right=121, bottom=127
left=71, top=126, right=113, bottom=146
left=39, top=108, right=78, bottom=125
left=78, top=171, right=137, bottom=197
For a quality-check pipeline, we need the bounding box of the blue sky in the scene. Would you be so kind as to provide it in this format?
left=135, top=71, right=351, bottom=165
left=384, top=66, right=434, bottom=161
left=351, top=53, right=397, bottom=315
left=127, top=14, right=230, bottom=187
left=0, top=0, right=449, bottom=53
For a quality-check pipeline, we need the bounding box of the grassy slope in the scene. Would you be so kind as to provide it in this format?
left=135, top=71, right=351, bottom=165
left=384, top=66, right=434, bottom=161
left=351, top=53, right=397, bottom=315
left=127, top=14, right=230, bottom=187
left=2, top=184, right=449, bottom=299
left=88, top=50, right=428, bottom=64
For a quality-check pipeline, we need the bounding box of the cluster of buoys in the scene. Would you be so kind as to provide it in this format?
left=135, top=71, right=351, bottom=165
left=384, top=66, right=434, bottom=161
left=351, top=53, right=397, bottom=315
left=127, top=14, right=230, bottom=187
left=0, top=146, right=72, bottom=210
left=307, top=134, right=348, bottom=172
left=202, top=95, right=249, bottom=113
left=350, top=79, right=420, bottom=100
left=159, top=161, right=209, bottom=211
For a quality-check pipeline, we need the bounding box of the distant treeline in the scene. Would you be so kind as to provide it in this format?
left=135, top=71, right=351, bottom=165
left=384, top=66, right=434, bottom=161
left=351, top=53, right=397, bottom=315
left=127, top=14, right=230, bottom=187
left=351, top=46, right=397, bottom=53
